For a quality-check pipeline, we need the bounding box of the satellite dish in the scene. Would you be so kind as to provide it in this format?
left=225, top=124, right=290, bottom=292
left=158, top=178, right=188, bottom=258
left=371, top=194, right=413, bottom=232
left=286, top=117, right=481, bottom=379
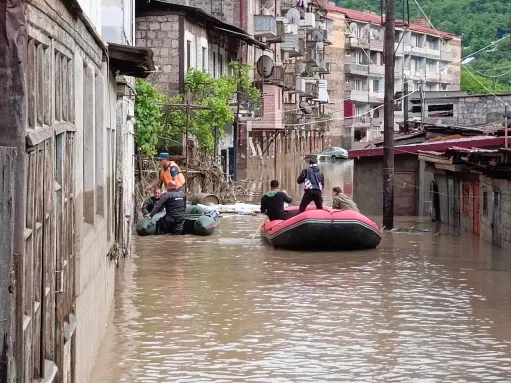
left=299, top=101, right=313, bottom=114
left=286, top=8, right=301, bottom=25
left=256, top=55, right=274, bottom=78
left=349, top=23, right=358, bottom=36
left=371, top=29, right=379, bottom=40
left=311, top=29, right=324, bottom=42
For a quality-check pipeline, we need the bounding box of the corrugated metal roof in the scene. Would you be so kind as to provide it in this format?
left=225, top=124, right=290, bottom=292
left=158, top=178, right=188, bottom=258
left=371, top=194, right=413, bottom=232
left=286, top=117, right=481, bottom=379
left=349, top=136, right=506, bottom=159
left=327, top=5, right=459, bottom=39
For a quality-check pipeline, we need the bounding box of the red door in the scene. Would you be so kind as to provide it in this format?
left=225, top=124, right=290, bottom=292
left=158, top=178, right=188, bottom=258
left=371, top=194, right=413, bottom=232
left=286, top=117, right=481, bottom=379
left=472, top=182, right=480, bottom=236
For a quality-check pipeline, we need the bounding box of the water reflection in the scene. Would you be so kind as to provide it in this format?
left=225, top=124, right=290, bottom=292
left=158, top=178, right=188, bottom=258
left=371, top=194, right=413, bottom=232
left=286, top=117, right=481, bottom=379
left=91, top=160, right=511, bottom=383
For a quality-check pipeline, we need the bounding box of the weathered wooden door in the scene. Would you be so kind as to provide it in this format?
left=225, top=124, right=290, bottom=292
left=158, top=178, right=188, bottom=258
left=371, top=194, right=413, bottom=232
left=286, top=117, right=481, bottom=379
left=472, top=182, right=480, bottom=236
left=492, top=190, right=501, bottom=247
left=394, top=172, right=417, bottom=216
left=447, top=177, right=460, bottom=227
left=54, top=132, right=76, bottom=383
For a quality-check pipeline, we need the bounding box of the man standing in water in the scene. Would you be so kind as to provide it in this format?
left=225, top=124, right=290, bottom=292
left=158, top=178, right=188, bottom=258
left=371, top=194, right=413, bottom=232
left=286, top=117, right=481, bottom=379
left=142, top=188, right=164, bottom=216
left=297, top=158, right=324, bottom=212
left=260, top=180, right=293, bottom=221
left=149, top=181, right=186, bottom=234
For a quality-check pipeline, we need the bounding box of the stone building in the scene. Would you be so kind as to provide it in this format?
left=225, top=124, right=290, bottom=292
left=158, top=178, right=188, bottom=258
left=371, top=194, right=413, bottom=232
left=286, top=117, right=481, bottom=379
left=0, top=0, right=153, bottom=381
left=135, top=1, right=268, bottom=177
left=408, top=92, right=511, bottom=127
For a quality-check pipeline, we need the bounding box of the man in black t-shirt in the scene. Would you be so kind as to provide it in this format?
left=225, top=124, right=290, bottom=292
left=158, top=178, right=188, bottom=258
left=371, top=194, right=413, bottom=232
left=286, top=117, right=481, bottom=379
left=260, top=180, right=293, bottom=221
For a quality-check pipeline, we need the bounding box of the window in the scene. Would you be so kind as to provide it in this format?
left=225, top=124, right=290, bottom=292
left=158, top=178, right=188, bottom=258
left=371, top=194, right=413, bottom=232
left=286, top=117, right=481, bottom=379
left=95, top=73, right=104, bottom=216
left=372, top=79, right=379, bottom=93
left=202, top=47, right=207, bottom=72
left=483, top=189, right=488, bottom=216
left=219, top=54, right=223, bottom=76
left=186, top=40, right=191, bottom=70
left=213, top=51, right=217, bottom=78
left=355, top=79, right=363, bottom=90
left=83, top=64, right=95, bottom=225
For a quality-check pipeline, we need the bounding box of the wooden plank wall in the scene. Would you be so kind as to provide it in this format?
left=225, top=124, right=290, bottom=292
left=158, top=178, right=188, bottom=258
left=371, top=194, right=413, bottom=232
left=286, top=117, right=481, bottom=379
left=0, top=148, right=15, bottom=381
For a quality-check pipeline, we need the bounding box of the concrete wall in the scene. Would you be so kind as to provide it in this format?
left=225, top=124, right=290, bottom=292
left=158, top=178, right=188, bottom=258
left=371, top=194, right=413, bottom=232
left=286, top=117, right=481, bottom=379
left=325, top=11, right=346, bottom=148
left=353, top=154, right=420, bottom=217
left=135, top=15, right=181, bottom=96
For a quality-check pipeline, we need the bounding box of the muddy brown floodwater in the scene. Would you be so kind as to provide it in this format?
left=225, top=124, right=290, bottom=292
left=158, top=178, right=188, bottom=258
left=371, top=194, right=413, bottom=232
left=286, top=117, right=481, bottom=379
left=92, top=160, right=511, bottom=382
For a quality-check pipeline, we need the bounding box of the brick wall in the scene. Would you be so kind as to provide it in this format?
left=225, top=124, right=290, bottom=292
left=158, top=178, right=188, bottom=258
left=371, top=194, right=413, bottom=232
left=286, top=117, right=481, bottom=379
left=135, top=15, right=181, bottom=96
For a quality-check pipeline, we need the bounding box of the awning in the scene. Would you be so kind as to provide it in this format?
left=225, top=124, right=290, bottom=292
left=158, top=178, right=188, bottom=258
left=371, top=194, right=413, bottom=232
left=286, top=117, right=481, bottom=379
left=108, top=43, right=156, bottom=79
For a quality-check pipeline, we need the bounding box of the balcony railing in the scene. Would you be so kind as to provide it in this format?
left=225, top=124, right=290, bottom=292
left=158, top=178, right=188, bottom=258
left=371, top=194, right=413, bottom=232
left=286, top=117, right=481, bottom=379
left=369, top=64, right=384, bottom=76
left=370, top=39, right=384, bottom=52
left=254, top=15, right=277, bottom=39
left=345, top=37, right=369, bottom=49
left=237, top=91, right=263, bottom=120
left=345, top=63, right=369, bottom=76
left=267, top=65, right=285, bottom=85
left=297, top=78, right=319, bottom=98
left=281, top=0, right=296, bottom=12
left=369, top=92, right=384, bottom=103
left=426, top=70, right=439, bottom=81
left=282, top=33, right=300, bottom=57
left=440, top=71, right=453, bottom=83
left=346, top=90, right=369, bottom=103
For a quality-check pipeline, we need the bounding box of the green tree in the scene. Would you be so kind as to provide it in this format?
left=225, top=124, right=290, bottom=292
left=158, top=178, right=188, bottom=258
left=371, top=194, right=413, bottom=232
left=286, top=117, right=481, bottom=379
left=461, top=68, right=511, bottom=94
left=134, top=79, right=167, bottom=155
left=161, top=61, right=260, bottom=152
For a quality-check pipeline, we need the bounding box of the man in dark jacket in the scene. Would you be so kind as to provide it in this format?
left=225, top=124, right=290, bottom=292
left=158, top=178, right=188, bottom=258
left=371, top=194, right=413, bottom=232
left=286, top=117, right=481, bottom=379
left=297, top=158, right=324, bottom=212
left=142, top=188, right=164, bottom=216
left=149, top=181, right=186, bottom=234
left=260, top=180, right=293, bottom=221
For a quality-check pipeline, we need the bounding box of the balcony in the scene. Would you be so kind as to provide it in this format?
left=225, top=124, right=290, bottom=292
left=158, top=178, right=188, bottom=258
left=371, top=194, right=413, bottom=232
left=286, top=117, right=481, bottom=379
left=284, top=113, right=313, bottom=131
left=282, top=33, right=300, bottom=56
left=284, top=72, right=296, bottom=90
left=296, top=77, right=319, bottom=98
left=257, top=65, right=285, bottom=86
left=280, top=0, right=296, bottom=12
left=314, top=79, right=329, bottom=103
left=345, top=63, right=369, bottom=76
left=345, top=37, right=369, bottom=49
left=317, top=60, right=330, bottom=74
left=345, top=116, right=371, bottom=128
left=407, top=45, right=440, bottom=59
left=440, top=71, right=453, bottom=83
left=369, top=92, right=384, bottom=103
left=267, top=20, right=285, bottom=43
left=254, top=15, right=277, bottom=39
left=304, top=48, right=320, bottom=66
left=323, top=29, right=332, bottom=45
left=369, top=64, right=384, bottom=76
left=426, top=70, right=439, bottom=82
left=237, top=92, right=263, bottom=121
left=346, top=90, right=369, bottom=103
left=370, top=39, right=384, bottom=52
left=299, top=12, right=316, bottom=29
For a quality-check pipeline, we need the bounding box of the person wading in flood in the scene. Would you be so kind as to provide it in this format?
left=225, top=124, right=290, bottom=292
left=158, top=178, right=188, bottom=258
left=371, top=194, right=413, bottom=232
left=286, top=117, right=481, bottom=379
left=260, top=180, right=293, bottom=221
left=142, top=188, right=164, bottom=216
left=297, top=158, right=324, bottom=212
left=149, top=181, right=186, bottom=235
left=147, top=152, right=186, bottom=192
left=331, top=186, right=359, bottom=212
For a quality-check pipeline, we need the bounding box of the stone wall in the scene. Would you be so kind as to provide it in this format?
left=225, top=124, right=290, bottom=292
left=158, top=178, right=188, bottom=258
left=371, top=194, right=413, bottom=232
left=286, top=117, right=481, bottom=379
left=325, top=11, right=346, bottom=148
left=135, top=15, right=181, bottom=96
left=455, top=94, right=511, bottom=126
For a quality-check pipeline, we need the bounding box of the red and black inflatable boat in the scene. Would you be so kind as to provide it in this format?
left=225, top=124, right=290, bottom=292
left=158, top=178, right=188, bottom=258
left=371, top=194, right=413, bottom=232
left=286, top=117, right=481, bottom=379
left=261, top=206, right=381, bottom=250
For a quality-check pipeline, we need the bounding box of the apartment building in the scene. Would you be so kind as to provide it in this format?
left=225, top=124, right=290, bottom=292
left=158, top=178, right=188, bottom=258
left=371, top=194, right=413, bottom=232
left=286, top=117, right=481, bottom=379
left=327, top=6, right=462, bottom=144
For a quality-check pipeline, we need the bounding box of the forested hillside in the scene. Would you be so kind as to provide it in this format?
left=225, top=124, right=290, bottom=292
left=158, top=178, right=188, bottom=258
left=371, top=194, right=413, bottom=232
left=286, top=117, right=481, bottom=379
left=335, top=0, right=511, bottom=93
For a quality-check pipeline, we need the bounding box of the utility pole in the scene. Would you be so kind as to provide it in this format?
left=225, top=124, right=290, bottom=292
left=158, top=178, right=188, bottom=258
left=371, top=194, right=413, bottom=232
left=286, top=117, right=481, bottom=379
left=163, top=102, right=212, bottom=194
left=383, top=0, right=396, bottom=230
left=403, top=80, right=409, bottom=133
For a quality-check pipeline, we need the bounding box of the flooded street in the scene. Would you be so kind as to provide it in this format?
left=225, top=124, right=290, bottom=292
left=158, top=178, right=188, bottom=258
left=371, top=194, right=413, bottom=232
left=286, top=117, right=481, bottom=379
left=92, top=160, right=511, bottom=382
